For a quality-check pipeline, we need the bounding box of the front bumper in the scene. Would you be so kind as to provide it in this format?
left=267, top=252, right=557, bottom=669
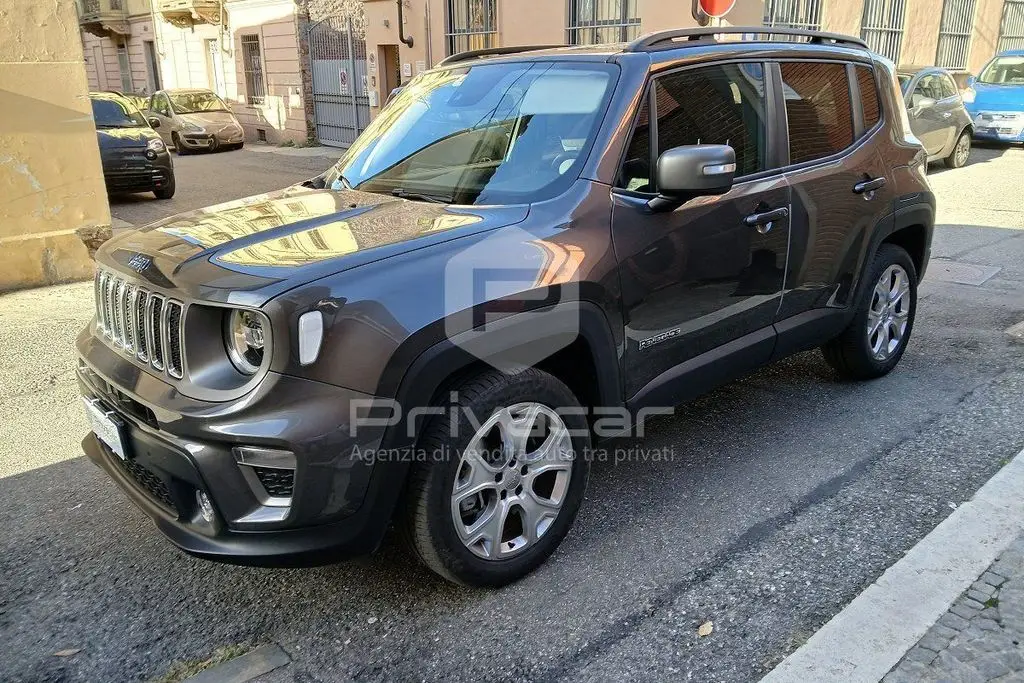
left=102, top=153, right=173, bottom=193
left=77, top=328, right=399, bottom=566
left=969, top=112, right=1024, bottom=142
left=179, top=129, right=244, bottom=150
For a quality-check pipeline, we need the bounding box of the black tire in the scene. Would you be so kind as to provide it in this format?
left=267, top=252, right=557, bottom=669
left=400, top=367, right=591, bottom=587
left=153, top=173, right=175, bottom=200
left=172, top=133, right=189, bottom=155
left=822, top=243, right=918, bottom=380
left=944, top=129, right=971, bottom=169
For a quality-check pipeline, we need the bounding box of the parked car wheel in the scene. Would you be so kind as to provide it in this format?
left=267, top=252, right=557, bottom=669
left=822, top=244, right=918, bottom=380
left=945, top=130, right=972, bottom=169
left=153, top=173, right=176, bottom=200
left=401, top=367, right=591, bottom=587
left=171, top=133, right=190, bottom=155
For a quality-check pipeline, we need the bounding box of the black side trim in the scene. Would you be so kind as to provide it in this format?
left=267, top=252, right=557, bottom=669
left=627, top=326, right=776, bottom=411
left=771, top=308, right=853, bottom=361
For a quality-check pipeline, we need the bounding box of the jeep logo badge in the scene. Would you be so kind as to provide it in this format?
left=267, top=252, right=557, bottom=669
left=128, top=253, right=152, bottom=273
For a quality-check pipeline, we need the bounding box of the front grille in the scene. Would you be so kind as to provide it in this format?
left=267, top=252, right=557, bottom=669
left=253, top=467, right=295, bottom=498
left=94, top=270, right=184, bottom=380
left=115, top=456, right=177, bottom=514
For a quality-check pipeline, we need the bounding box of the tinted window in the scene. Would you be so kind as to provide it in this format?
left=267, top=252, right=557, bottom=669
left=619, top=97, right=652, bottom=192
left=653, top=63, right=768, bottom=178
left=781, top=62, right=854, bottom=164
left=856, top=66, right=881, bottom=130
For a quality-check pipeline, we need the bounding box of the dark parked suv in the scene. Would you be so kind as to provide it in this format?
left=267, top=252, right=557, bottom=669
left=77, top=28, right=934, bottom=587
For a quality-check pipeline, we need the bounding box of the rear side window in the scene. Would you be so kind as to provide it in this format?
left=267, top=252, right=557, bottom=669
left=781, top=62, right=855, bottom=165
left=856, top=66, right=881, bottom=130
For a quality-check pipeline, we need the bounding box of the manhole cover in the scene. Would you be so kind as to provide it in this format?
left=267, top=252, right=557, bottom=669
left=927, top=259, right=1001, bottom=286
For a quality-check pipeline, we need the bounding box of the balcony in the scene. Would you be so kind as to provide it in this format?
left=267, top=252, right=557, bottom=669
left=78, top=0, right=130, bottom=38
left=156, top=0, right=223, bottom=28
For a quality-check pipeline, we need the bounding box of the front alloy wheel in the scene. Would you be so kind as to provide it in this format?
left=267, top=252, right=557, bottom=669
left=401, top=368, right=590, bottom=587
left=451, top=403, right=574, bottom=560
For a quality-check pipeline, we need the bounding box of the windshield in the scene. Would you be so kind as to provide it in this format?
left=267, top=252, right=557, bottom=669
left=169, top=91, right=229, bottom=114
left=323, top=62, right=617, bottom=205
left=978, top=56, right=1024, bottom=85
left=91, top=96, right=147, bottom=128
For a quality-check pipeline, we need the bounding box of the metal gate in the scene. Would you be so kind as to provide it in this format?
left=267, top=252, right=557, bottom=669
left=308, top=16, right=370, bottom=149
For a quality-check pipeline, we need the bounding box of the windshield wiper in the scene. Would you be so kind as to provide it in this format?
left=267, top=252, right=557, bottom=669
left=391, top=188, right=453, bottom=204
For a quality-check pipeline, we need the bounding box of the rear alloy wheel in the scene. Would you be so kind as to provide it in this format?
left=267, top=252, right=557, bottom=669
left=401, top=368, right=590, bottom=587
left=822, top=244, right=917, bottom=380
left=945, top=130, right=971, bottom=169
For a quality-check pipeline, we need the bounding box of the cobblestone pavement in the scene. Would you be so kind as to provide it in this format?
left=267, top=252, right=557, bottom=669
left=885, top=534, right=1024, bottom=682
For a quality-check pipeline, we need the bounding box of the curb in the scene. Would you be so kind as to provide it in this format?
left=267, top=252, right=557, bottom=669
left=184, top=644, right=290, bottom=683
left=760, top=446, right=1024, bottom=683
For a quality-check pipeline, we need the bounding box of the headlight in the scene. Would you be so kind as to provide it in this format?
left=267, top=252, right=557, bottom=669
left=963, top=87, right=976, bottom=104
left=147, top=138, right=165, bottom=152
left=224, top=309, right=269, bottom=375
left=183, top=122, right=205, bottom=133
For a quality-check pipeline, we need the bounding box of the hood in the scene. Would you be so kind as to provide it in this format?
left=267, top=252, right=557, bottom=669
left=97, top=185, right=530, bottom=307
left=180, top=111, right=240, bottom=129
left=968, top=82, right=1024, bottom=112
left=96, top=126, right=159, bottom=149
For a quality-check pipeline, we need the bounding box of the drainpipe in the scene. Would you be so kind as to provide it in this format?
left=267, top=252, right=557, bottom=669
left=397, top=0, right=413, bottom=48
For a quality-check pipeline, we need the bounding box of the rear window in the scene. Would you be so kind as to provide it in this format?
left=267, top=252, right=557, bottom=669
left=856, top=66, right=881, bottom=130
left=781, top=62, right=855, bottom=165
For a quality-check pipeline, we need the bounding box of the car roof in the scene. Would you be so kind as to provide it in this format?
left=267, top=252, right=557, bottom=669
left=897, top=66, right=950, bottom=76
left=437, top=26, right=875, bottom=70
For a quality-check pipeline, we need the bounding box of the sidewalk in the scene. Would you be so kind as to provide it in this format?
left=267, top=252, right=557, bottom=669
left=762, top=447, right=1024, bottom=683
left=884, top=535, right=1024, bottom=682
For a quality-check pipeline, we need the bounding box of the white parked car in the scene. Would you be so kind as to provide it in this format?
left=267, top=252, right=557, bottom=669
left=145, top=88, right=245, bottom=154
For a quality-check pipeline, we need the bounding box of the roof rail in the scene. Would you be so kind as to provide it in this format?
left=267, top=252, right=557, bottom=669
left=437, top=44, right=569, bottom=67
left=626, top=26, right=868, bottom=52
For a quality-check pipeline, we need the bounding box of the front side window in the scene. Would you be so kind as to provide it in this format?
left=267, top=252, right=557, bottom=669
left=914, top=74, right=944, bottom=101
left=568, top=0, right=640, bottom=45
left=940, top=74, right=959, bottom=99
left=446, top=0, right=497, bottom=55
left=168, top=91, right=229, bottom=114
left=781, top=62, right=854, bottom=164
left=324, top=62, right=617, bottom=206
left=978, top=55, right=1024, bottom=84
left=91, top=95, right=147, bottom=128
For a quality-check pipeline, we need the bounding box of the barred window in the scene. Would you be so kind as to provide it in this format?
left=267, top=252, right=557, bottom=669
left=763, top=0, right=823, bottom=30
left=117, top=43, right=133, bottom=94
left=860, top=0, right=908, bottom=65
left=936, top=0, right=977, bottom=70
left=998, top=0, right=1024, bottom=52
left=446, top=0, right=497, bottom=55
left=240, top=34, right=265, bottom=106
left=568, top=0, right=640, bottom=45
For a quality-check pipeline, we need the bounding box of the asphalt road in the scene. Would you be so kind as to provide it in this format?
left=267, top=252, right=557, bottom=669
left=1, top=146, right=1022, bottom=683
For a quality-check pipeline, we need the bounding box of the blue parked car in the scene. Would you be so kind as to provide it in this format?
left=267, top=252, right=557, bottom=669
left=964, top=50, right=1024, bottom=143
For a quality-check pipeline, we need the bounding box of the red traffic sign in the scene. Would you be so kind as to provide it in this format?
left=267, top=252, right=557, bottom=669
left=696, top=0, right=736, bottom=18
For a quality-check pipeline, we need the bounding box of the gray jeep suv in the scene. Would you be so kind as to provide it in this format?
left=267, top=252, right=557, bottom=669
left=77, top=27, right=934, bottom=587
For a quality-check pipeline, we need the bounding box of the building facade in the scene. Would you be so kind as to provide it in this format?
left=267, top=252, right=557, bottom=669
left=80, top=0, right=310, bottom=144
left=2, top=0, right=110, bottom=291
left=359, top=0, right=1024, bottom=121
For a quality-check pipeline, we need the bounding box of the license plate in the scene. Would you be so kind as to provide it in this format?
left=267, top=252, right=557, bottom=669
left=82, top=398, right=128, bottom=459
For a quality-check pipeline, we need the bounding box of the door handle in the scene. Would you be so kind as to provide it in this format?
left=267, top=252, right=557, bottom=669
left=744, top=206, right=789, bottom=233
left=854, top=177, right=886, bottom=195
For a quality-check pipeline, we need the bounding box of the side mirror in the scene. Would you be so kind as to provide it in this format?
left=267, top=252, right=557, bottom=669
left=147, top=117, right=161, bottom=129
left=648, top=144, right=736, bottom=212
left=912, top=95, right=937, bottom=112
left=966, top=75, right=978, bottom=87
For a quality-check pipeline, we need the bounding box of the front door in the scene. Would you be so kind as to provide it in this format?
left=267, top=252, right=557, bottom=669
left=148, top=93, right=173, bottom=145
left=613, top=62, right=790, bottom=403
left=907, top=72, right=949, bottom=156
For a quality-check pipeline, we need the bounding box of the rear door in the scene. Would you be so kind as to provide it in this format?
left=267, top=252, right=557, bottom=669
left=777, top=60, right=896, bottom=320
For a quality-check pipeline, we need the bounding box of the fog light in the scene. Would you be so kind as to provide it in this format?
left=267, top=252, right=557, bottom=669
left=196, top=490, right=215, bottom=523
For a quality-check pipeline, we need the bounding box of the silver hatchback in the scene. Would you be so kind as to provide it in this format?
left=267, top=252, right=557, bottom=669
left=898, top=67, right=974, bottom=168
left=145, top=88, right=245, bottom=154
